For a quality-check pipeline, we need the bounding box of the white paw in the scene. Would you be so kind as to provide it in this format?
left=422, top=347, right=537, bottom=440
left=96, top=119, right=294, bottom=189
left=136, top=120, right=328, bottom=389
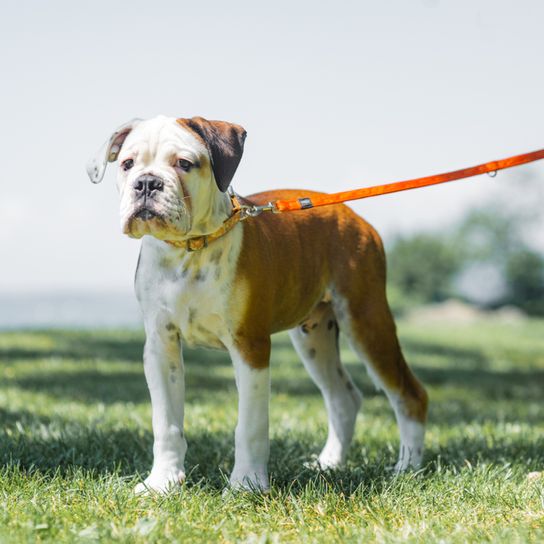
left=229, top=466, right=269, bottom=493
left=134, top=468, right=186, bottom=495
left=303, top=453, right=343, bottom=471
left=393, top=445, right=423, bottom=474
left=317, top=449, right=345, bottom=470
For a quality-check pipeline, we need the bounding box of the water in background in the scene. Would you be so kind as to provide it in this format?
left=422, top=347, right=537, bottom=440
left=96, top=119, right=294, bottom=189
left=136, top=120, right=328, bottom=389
left=0, top=292, right=142, bottom=329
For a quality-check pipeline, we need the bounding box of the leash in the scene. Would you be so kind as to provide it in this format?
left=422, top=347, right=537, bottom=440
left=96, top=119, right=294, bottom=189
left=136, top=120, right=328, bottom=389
left=170, top=147, right=544, bottom=251
left=243, top=147, right=544, bottom=215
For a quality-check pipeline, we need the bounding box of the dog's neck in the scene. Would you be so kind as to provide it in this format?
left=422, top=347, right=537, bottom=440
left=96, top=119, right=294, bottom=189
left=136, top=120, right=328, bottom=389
left=141, top=203, right=243, bottom=273
left=146, top=190, right=242, bottom=257
left=188, top=190, right=234, bottom=238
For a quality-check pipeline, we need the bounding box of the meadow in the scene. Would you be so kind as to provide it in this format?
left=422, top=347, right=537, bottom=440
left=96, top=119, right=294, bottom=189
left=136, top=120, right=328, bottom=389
left=0, top=318, right=543, bottom=542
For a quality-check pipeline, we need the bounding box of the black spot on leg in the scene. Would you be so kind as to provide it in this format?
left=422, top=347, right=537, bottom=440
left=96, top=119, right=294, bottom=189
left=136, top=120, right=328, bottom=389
left=210, top=249, right=222, bottom=264
left=311, top=322, right=318, bottom=330
left=346, top=381, right=354, bottom=391
left=301, top=324, right=309, bottom=334
left=308, top=348, right=316, bottom=359
left=169, top=362, right=178, bottom=383
left=193, top=269, right=207, bottom=282
left=336, top=366, right=344, bottom=378
left=166, top=322, right=176, bottom=331
left=188, top=308, right=197, bottom=324
left=327, top=320, right=334, bottom=330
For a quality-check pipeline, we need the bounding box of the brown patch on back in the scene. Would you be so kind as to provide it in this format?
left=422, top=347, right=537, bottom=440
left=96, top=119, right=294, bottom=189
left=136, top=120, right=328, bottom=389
left=229, top=189, right=427, bottom=424
left=231, top=190, right=373, bottom=368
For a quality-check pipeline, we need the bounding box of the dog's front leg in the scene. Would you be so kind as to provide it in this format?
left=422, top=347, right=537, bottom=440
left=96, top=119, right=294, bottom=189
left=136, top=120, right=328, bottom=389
left=228, top=339, right=271, bottom=492
left=135, top=324, right=187, bottom=494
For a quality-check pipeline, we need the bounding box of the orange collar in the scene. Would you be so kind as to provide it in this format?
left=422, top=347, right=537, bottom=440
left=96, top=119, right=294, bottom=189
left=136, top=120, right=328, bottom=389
left=166, top=195, right=245, bottom=252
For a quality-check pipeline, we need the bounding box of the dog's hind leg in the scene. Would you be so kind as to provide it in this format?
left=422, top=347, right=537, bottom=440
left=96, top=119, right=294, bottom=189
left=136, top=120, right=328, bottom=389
left=334, top=284, right=428, bottom=472
left=289, top=302, right=362, bottom=469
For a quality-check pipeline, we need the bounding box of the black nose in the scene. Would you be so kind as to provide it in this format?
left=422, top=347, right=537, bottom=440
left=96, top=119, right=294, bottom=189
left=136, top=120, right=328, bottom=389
left=133, top=174, right=164, bottom=196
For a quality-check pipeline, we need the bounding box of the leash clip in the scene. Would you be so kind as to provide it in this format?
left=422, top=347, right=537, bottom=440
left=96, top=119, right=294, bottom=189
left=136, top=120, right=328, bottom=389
left=240, top=202, right=278, bottom=219
left=228, top=189, right=278, bottom=220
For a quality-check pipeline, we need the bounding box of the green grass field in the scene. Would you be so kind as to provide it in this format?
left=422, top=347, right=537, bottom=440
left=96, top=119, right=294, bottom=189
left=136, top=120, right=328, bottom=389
left=0, top=319, right=543, bottom=542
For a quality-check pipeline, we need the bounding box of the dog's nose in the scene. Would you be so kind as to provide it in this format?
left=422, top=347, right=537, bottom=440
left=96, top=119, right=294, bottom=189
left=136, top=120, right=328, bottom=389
left=133, top=174, right=164, bottom=196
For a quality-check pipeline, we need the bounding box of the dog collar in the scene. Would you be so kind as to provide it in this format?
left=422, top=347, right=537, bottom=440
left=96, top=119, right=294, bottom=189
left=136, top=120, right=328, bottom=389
left=166, top=195, right=245, bottom=252
left=165, top=194, right=278, bottom=252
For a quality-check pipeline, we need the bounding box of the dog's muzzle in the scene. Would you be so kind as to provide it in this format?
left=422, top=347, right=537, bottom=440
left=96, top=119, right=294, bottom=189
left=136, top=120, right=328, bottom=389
left=130, top=173, right=165, bottom=219
left=133, top=174, right=164, bottom=199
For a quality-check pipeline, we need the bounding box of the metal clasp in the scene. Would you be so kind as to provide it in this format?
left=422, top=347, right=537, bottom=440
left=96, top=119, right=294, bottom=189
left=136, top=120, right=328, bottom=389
left=228, top=189, right=278, bottom=220
left=239, top=202, right=278, bottom=220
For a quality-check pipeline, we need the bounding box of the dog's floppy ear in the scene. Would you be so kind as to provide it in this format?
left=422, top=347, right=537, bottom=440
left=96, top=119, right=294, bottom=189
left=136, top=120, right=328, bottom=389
left=178, top=116, right=247, bottom=192
left=86, top=118, right=142, bottom=184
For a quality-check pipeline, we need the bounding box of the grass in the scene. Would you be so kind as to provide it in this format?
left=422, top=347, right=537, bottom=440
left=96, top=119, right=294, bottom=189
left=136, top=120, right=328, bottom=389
left=0, top=319, right=543, bottom=542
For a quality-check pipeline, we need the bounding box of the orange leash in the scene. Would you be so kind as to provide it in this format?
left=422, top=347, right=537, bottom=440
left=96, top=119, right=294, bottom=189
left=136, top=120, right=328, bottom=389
left=182, top=147, right=544, bottom=252
left=271, top=148, right=544, bottom=212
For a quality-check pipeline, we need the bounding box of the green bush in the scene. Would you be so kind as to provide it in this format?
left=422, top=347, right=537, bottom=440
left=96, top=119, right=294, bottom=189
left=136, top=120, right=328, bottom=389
left=386, top=205, right=544, bottom=315
left=387, top=233, right=464, bottom=304
left=504, top=249, right=544, bottom=315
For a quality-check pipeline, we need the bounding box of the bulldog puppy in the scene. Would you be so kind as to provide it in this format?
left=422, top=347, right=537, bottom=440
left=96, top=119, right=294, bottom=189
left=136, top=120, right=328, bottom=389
left=87, top=115, right=428, bottom=493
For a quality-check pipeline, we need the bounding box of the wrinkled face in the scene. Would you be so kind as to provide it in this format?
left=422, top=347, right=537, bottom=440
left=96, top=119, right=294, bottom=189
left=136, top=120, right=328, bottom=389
left=87, top=115, right=247, bottom=242
left=117, top=117, right=216, bottom=241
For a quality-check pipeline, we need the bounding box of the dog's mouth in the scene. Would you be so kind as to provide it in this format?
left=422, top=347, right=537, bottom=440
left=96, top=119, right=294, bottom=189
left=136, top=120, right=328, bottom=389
left=124, top=206, right=171, bottom=239
left=130, top=205, right=164, bottom=222
left=123, top=200, right=190, bottom=241
left=133, top=208, right=158, bottom=221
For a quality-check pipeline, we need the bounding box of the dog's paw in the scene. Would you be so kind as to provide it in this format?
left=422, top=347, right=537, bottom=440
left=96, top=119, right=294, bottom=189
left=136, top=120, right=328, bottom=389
left=228, top=466, right=269, bottom=494
left=392, top=453, right=423, bottom=474
left=303, top=453, right=343, bottom=471
left=318, top=449, right=345, bottom=470
left=134, top=468, right=186, bottom=495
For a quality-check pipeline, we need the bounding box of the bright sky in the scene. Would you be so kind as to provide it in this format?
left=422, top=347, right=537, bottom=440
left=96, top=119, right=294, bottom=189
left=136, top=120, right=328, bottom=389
left=2, top=0, right=544, bottom=293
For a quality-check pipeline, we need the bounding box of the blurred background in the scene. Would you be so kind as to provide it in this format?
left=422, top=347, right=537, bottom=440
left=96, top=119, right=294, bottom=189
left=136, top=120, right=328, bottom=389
left=2, top=0, right=544, bottom=328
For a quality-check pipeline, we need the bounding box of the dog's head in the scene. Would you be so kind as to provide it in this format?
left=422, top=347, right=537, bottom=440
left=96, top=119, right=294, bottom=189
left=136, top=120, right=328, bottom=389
left=86, top=115, right=246, bottom=241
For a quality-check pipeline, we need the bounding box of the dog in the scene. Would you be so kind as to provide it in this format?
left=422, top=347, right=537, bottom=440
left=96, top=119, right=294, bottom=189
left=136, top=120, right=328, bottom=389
left=86, top=115, right=428, bottom=493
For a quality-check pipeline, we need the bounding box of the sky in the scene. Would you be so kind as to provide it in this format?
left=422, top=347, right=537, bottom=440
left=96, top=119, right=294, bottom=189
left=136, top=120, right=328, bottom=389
left=2, top=0, right=544, bottom=294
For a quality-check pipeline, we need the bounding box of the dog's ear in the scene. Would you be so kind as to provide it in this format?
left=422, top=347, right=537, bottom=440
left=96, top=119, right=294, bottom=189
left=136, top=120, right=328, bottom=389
left=179, top=116, right=247, bottom=192
left=86, top=118, right=142, bottom=184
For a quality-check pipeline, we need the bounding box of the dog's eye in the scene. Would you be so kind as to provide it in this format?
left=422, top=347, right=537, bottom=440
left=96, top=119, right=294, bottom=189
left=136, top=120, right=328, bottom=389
left=121, top=159, right=134, bottom=171
left=177, top=158, right=193, bottom=171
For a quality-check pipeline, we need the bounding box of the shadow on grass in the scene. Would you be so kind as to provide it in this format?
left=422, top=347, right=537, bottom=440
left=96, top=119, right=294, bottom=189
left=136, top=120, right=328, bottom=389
left=402, top=338, right=491, bottom=369
left=6, top=368, right=237, bottom=405
left=1, top=329, right=543, bottom=487
left=1, top=409, right=542, bottom=494
left=2, top=330, right=543, bottom=411
left=415, top=366, right=544, bottom=397
left=0, top=331, right=145, bottom=363
left=1, top=330, right=240, bottom=368
left=0, top=407, right=52, bottom=428
left=9, top=360, right=542, bottom=412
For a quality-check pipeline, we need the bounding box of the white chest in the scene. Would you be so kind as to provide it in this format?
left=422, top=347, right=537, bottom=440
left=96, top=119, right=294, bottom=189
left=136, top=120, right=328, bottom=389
left=135, top=233, right=242, bottom=350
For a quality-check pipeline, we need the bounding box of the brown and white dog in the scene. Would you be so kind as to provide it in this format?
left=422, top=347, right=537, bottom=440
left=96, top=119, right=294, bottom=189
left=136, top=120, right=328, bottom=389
left=87, top=115, right=428, bottom=493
